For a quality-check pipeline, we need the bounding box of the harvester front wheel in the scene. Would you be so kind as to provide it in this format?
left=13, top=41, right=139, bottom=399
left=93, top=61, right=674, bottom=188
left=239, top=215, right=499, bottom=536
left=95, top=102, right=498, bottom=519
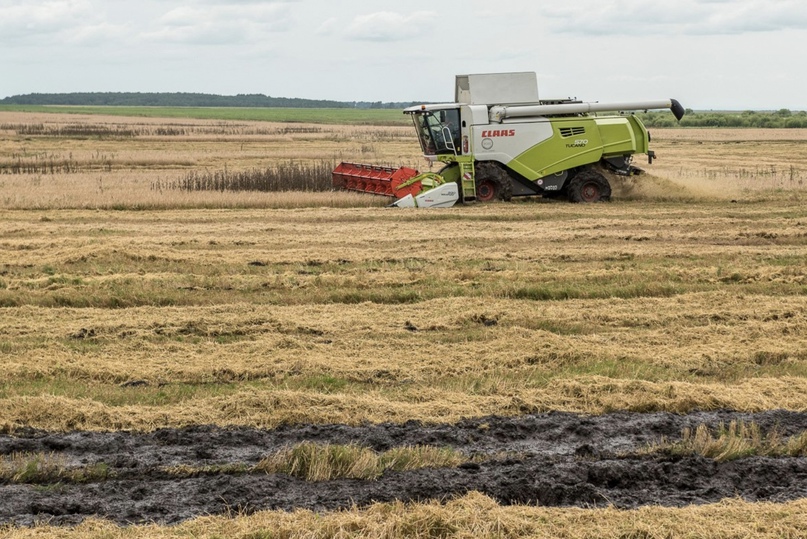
left=474, top=162, right=513, bottom=202
left=567, top=169, right=611, bottom=203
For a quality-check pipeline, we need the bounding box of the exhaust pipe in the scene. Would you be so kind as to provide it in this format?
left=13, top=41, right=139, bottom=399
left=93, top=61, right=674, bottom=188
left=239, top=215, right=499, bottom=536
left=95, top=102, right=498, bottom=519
left=490, top=99, right=686, bottom=122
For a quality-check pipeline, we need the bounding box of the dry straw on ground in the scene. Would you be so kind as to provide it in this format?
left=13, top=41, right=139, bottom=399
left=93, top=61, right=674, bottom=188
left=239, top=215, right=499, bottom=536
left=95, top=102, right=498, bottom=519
left=653, top=420, right=807, bottom=461
left=5, top=493, right=807, bottom=538
left=2, top=201, right=807, bottom=430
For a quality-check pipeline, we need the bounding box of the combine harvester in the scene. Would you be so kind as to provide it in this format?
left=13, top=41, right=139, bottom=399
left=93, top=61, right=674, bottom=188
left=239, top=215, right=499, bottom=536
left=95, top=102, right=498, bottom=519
left=332, top=72, right=684, bottom=207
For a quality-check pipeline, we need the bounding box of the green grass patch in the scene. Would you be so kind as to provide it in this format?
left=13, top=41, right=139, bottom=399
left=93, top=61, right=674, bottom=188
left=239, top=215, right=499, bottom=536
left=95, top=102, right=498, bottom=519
left=435, top=359, right=683, bottom=397
left=512, top=319, right=592, bottom=335
left=161, top=444, right=468, bottom=482
left=0, top=105, right=407, bottom=125
left=0, top=270, right=750, bottom=309
left=0, top=452, right=113, bottom=484
left=652, top=421, right=807, bottom=462
left=0, top=375, right=375, bottom=407
left=0, top=377, right=247, bottom=406
left=255, top=442, right=466, bottom=481
left=501, top=281, right=689, bottom=301
left=294, top=374, right=350, bottom=393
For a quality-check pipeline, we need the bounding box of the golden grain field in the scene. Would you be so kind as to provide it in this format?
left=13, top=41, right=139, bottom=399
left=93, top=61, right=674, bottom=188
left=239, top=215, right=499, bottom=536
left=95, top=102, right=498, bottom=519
left=2, top=111, right=806, bottom=209
left=1, top=110, right=807, bottom=537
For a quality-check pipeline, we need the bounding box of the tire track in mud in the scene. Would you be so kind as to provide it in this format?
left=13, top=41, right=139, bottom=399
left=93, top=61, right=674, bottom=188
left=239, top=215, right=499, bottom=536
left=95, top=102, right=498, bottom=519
left=3, top=410, right=807, bottom=526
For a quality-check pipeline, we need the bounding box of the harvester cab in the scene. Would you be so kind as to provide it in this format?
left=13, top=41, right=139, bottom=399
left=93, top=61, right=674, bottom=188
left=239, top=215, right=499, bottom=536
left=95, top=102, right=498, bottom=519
left=410, top=106, right=462, bottom=157
left=332, top=71, right=684, bottom=207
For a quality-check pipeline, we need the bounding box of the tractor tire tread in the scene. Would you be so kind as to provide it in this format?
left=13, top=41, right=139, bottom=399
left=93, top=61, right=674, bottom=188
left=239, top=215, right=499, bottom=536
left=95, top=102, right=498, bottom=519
left=567, top=169, right=611, bottom=203
left=475, top=162, right=513, bottom=202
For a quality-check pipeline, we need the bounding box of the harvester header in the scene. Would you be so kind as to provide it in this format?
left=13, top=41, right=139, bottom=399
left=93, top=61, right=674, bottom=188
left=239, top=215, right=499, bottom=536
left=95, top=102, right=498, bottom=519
left=332, top=71, right=684, bottom=207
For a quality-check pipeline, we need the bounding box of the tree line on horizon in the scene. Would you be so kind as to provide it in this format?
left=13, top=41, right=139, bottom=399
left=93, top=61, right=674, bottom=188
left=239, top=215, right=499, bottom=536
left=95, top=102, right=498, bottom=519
left=0, top=92, right=419, bottom=110
left=638, top=108, right=807, bottom=128
left=2, top=93, right=806, bottom=128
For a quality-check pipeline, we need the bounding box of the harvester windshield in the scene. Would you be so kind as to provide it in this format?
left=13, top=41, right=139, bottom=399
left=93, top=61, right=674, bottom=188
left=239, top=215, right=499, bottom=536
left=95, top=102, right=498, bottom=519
left=408, top=108, right=461, bottom=157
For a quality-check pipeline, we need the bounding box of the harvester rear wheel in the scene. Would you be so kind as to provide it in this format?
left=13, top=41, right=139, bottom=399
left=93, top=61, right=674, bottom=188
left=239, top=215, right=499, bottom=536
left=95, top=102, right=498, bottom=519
left=474, top=162, right=513, bottom=202
left=567, top=169, right=611, bottom=203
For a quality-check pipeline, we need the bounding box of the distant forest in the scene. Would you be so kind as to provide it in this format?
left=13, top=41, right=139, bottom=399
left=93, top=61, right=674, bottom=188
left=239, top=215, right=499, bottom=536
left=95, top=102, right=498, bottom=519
left=638, top=108, right=807, bottom=128
left=3, top=93, right=806, bottom=128
left=0, top=92, right=418, bottom=110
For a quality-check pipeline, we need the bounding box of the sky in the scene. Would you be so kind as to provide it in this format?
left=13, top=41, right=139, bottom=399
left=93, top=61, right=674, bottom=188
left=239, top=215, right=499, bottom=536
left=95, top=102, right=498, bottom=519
left=2, top=0, right=807, bottom=110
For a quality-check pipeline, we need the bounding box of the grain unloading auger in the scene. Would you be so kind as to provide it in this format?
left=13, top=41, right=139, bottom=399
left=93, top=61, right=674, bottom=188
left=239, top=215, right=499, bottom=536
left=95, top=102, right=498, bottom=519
left=332, top=72, right=685, bottom=207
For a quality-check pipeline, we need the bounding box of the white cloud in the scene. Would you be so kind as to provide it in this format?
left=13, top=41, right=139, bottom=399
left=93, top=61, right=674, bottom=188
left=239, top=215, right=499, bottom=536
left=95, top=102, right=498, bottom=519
left=316, top=17, right=339, bottom=36
left=0, top=0, right=97, bottom=42
left=191, top=0, right=296, bottom=4
left=67, top=21, right=130, bottom=45
left=346, top=11, right=437, bottom=42
left=1, top=0, right=806, bottom=108
left=544, top=0, right=807, bottom=36
left=141, top=3, right=293, bottom=45
left=698, top=1, right=807, bottom=34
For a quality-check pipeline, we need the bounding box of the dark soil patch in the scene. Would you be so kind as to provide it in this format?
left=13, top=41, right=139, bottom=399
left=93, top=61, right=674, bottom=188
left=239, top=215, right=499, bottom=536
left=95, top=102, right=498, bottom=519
left=2, top=410, right=807, bottom=526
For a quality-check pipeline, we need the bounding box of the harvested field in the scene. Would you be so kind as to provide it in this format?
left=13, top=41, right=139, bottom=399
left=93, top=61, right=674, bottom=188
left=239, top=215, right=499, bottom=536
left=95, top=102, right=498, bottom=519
left=3, top=203, right=807, bottom=431
left=1, top=110, right=806, bottom=536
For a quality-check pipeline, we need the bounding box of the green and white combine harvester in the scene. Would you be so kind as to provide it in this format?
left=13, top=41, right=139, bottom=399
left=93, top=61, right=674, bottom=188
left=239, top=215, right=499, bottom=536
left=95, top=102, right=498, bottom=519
left=331, top=72, right=685, bottom=207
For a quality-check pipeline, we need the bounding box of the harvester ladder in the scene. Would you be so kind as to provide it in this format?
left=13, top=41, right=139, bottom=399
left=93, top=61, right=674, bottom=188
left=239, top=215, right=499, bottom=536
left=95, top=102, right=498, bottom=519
left=459, top=160, right=476, bottom=202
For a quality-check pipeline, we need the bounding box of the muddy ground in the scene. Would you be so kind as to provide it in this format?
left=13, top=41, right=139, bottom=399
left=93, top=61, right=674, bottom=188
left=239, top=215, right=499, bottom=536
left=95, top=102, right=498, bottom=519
left=2, top=410, right=807, bottom=526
